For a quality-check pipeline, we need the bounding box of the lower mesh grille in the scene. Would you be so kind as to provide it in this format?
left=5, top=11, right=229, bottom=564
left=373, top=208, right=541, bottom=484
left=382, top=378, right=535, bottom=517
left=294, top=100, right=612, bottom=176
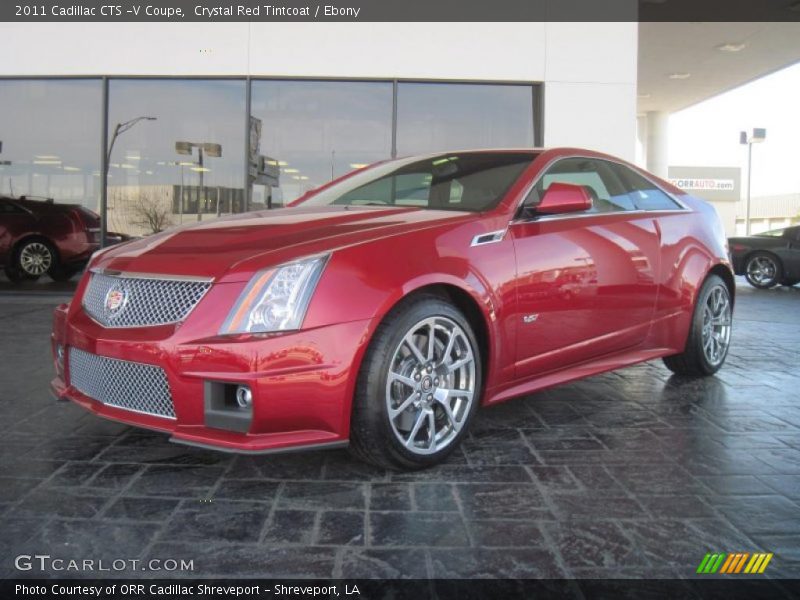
left=68, top=347, right=176, bottom=419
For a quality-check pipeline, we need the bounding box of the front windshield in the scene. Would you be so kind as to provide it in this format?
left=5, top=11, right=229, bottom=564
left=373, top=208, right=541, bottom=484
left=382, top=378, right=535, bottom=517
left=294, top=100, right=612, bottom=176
left=296, top=152, right=536, bottom=212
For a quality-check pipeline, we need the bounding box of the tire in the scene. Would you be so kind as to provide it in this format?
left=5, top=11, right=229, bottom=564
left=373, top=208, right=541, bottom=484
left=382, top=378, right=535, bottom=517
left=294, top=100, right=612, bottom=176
left=14, top=239, right=55, bottom=280
left=49, top=264, right=83, bottom=282
left=3, top=264, right=27, bottom=283
left=744, top=252, right=782, bottom=289
left=663, top=274, right=732, bottom=376
left=349, top=294, right=482, bottom=470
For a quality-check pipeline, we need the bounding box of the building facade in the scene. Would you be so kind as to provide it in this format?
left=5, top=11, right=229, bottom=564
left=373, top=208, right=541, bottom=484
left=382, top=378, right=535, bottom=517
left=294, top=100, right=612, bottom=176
left=735, top=193, right=800, bottom=235
left=0, top=22, right=637, bottom=236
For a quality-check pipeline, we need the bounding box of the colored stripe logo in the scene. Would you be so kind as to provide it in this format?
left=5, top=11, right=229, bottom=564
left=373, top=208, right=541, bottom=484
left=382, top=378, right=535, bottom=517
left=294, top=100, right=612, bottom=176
left=697, top=552, right=773, bottom=574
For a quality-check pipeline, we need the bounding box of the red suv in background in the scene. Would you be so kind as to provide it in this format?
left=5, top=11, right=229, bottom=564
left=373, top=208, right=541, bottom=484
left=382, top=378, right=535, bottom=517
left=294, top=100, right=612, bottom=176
left=0, top=195, right=102, bottom=282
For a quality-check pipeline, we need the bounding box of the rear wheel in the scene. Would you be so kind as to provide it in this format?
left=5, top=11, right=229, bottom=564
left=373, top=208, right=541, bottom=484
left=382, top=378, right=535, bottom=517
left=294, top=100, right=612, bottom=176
left=744, top=252, right=781, bottom=289
left=14, top=239, right=54, bottom=281
left=663, top=274, right=732, bottom=376
left=349, top=295, right=481, bottom=470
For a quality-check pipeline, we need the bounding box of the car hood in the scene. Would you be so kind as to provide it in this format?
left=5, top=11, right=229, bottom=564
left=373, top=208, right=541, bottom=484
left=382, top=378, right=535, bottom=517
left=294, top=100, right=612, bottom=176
left=92, top=205, right=472, bottom=282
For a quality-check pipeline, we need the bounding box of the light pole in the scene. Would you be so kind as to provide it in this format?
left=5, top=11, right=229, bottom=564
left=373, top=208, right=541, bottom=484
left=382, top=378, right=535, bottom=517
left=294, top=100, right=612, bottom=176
left=176, top=141, right=222, bottom=222
left=165, top=161, right=191, bottom=224
left=740, top=128, right=766, bottom=235
left=101, top=116, right=156, bottom=246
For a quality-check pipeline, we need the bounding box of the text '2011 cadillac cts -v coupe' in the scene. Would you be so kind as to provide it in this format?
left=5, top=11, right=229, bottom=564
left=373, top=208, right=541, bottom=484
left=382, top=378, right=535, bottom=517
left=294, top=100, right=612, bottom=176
left=51, top=148, right=735, bottom=469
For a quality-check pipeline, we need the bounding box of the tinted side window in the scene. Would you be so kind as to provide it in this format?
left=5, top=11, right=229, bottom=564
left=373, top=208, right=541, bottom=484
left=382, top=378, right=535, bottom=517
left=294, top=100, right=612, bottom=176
left=611, top=164, right=682, bottom=211
left=0, top=201, right=25, bottom=214
left=524, top=157, right=635, bottom=214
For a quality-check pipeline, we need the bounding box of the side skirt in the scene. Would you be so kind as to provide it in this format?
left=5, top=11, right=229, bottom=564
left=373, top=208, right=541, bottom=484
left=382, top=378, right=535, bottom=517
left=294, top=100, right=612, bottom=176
left=484, top=346, right=676, bottom=406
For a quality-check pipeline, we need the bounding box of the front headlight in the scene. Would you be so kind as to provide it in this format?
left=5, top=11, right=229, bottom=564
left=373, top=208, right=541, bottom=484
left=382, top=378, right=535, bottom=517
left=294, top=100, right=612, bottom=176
left=219, top=254, right=329, bottom=335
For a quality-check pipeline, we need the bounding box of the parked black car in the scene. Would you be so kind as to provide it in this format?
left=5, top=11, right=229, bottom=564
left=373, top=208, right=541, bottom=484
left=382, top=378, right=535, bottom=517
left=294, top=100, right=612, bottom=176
left=729, top=225, right=800, bottom=288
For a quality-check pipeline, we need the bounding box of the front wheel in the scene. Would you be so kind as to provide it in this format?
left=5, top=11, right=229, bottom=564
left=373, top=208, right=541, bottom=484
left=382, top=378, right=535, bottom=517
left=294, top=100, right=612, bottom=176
left=744, top=252, right=781, bottom=288
left=349, top=295, right=482, bottom=470
left=663, top=274, right=732, bottom=376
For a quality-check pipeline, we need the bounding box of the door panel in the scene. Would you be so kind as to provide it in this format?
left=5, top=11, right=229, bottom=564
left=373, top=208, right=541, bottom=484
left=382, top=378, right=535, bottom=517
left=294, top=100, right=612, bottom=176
left=782, top=229, right=800, bottom=279
left=0, top=203, right=34, bottom=263
left=510, top=212, right=660, bottom=378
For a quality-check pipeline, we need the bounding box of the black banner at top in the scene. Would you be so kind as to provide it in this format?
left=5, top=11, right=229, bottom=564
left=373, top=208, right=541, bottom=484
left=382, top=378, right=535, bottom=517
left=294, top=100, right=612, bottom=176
left=2, top=0, right=800, bottom=22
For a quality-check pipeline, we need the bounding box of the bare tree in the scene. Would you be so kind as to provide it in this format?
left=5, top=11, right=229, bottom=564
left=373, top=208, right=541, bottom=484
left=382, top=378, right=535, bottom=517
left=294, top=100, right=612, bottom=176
left=130, top=188, right=173, bottom=234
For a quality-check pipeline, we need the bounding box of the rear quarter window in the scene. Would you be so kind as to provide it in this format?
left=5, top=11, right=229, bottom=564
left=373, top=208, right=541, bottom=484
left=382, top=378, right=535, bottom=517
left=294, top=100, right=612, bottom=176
left=611, top=164, right=683, bottom=211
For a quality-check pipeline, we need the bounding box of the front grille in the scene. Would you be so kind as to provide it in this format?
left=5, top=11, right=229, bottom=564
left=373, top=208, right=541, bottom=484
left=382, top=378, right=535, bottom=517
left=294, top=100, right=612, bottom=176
left=68, top=347, right=175, bottom=419
left=82, top=271, right=211, bottom=328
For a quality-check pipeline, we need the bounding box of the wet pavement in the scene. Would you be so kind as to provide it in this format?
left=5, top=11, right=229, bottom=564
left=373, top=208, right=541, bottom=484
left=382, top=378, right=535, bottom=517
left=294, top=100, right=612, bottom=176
left=0, top=279, right=798, bottom=580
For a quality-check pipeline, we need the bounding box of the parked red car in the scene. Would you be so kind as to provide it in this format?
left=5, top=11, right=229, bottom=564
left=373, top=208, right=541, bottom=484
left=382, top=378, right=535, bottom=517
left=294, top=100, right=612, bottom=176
left=51, top=149, right=734, bottom=469
left=0, top=195, right=101, bottom=282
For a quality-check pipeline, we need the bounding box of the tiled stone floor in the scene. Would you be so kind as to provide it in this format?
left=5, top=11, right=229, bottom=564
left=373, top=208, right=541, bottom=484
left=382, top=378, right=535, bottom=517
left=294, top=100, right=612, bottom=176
left=0, top=280, right=798, bottom=579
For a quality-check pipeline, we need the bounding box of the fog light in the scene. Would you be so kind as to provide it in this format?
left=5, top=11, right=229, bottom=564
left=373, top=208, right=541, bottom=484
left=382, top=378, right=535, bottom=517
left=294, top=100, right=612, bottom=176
left=235, top=385, right=252, bottom=408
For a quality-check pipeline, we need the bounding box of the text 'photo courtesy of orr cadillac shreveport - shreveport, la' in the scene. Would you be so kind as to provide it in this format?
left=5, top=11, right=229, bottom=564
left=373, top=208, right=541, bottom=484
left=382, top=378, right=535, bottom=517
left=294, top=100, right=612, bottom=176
left=51, top=148, right=735, bottom=470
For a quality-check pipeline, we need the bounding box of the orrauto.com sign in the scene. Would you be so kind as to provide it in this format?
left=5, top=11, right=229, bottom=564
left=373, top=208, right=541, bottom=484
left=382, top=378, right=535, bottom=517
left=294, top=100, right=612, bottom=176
left=669, top=178, right=736, bottom=192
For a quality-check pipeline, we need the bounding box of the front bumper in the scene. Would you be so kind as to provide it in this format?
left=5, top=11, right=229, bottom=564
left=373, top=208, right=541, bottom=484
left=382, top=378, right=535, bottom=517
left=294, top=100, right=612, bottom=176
left=51, top=302, right=374, bottom=454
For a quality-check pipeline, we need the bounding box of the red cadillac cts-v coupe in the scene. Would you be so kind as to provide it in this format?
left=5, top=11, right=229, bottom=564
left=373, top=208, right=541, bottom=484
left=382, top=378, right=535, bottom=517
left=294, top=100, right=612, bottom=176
left=50, top=148, right=734, bottom=469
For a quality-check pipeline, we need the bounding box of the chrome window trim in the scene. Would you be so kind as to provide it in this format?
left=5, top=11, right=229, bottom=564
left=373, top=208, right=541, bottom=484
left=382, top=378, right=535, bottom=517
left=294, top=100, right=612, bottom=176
left=510, top=154, right=691, bottom=225
left=91, top=268, right=214, bottom=283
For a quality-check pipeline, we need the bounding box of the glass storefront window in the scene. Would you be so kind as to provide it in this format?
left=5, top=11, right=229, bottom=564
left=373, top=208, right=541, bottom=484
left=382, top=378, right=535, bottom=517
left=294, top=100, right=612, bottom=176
left=107, top=79, right=246, bottom=236
left=1, top=77, right=541, bottom=241
left=396, top=82, right=535, bottom=155
left=0, top=79, right=102, bottom=211
left=250, top=80, right=393, bottom=207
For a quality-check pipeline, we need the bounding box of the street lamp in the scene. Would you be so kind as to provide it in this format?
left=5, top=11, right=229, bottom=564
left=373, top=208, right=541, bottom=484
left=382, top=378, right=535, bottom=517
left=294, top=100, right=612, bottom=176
left=107, top=116, right=157, bottom=168
left=175, top=141, right=222, bottom=221
left=100, top=116, right=156, bottom=246
left=740, top=128, right=766, bottom=235
left=164, top=161, right=193, bottom=224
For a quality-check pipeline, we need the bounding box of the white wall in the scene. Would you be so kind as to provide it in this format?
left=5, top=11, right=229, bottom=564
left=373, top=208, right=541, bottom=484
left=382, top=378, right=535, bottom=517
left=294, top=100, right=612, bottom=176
left=542, top=23, right=638, bottom=160
left=0, top=21, right=638, bottom=159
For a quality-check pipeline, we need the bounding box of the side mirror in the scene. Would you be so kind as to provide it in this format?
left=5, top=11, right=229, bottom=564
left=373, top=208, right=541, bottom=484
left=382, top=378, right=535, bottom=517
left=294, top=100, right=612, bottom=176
left=535, top=182, right=592, bottom=215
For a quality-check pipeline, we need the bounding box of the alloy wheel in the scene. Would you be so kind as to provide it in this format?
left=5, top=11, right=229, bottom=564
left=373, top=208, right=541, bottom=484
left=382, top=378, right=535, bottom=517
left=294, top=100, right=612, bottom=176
left=701, top=284, right=732, bottom=367
left=19, top=242, right=52, bottom=276
left=745, top=255, right=778, bottom=287
left=385, top=316, right=476, bottom=455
